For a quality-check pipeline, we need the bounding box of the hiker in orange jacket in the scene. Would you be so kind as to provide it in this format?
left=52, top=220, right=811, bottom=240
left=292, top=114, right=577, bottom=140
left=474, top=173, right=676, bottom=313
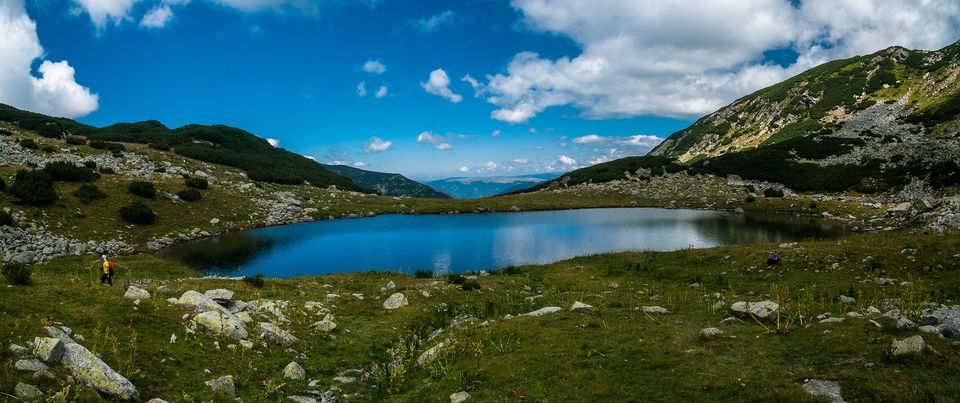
left=99, top=255, right=116, bottom=286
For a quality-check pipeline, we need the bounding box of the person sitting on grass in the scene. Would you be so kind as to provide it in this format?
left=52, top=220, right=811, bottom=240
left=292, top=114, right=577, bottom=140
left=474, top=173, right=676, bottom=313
left=766, top=250, right=781, bottom=267
left=99, top=255, right=116, bottom=286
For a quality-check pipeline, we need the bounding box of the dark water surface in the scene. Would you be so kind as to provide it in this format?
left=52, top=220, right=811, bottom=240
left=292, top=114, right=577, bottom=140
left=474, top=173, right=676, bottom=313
left=160, top=208, right=847, bottom=278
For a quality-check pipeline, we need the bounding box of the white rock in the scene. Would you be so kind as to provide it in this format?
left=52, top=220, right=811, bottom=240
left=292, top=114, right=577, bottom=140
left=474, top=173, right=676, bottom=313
left=123, top=286, right=151, bottom=300
left=891, top=335, right=925, bottom=356
left=205, top=375, right=235, bottom=398
left=204, top=289, right=234, bottom=301
left=417, top=342, right=447, bottom=366
left=801, top=379, right=845, bottom=403
left=450, top=391, right=471, bottom=403
left=642, top=306, right=669, bottom=314
left=699, top=328, right=723, bottom=339
left=383, top=293, right=409, bottom=310
left=193, top=311, right=249, bottom=341
left=521, top=307, right=562, bottom=317
left=730, top=300, right=780, bottom=321
left=258, top=322, right=299, bottom=346
left=570, top=301, right=595, bottom=314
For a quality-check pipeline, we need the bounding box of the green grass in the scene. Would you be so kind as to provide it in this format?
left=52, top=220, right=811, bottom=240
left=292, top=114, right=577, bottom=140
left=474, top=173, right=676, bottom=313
left=0, top=232, right=958, bottom=401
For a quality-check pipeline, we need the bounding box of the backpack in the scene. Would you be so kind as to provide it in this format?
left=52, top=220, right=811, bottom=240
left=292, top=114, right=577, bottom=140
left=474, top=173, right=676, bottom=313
left=108, top=261, right=116, bottom=275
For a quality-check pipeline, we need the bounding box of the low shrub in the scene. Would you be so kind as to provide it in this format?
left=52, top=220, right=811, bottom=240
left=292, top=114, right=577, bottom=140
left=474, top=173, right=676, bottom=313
left=184, top=177, right=209, bottom=190
left=83, top=160, right=96, bottom=169
left=72, top=184, right=107, bottom=204
left=0, top=128, right=11, bottom=135
left=37, top=124, right=63, bottom=138
left=65, top=136, right=86, bottom=145
left=40, top=144, right=57, bottom=153
left=19, top=139, right=38, bottom=149
left=128, top=181, right=156, bottom=198
left=0, top=177, right=5, bottom=191
left=44, top=161, right=99, bottom=182
left=447, top=274, right=466, bottom=285
left=461, top=280, right=481, bottom=291
left=153, top=167, right=166, bottom=173
left=414, top=270, right=433, bottom=278
left=10, top=170, right=56, bottom=206
left=1, top=262, right=32, bottom=285
left=99, top=167, right=116, bottom=175
left=90, top=140, right=125, bottom=152
left=176, top=188, right=202, bottom=202
left=243, top=273, right=265, bottom=288
left=745, top=196, right=757, bottom=203
left=763, top=188, right=784, bottom=198
left=494, top=266, right=522, bottom=275
left=148, top=142, right=171, bottom=151
left=119, top=201, right=156, bottom=224
left=0, top=211, right=12, bottom=226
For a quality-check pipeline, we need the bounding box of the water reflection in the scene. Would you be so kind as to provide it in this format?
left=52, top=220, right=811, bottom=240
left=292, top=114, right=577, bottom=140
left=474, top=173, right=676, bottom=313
left=160, top=208, right=848, bottom=278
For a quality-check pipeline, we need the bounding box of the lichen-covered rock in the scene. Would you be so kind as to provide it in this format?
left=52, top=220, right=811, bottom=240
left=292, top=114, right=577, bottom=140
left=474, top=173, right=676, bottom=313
left=205, top=289, right=234, bottom=301
left=521, top=306, right=562, bottom=317
left=312, top=314, right=337, bottom=333
left=192, top=311, right=249, bottom=340
left=15, top=358, right=48, bottom=372
left=204, top=375, right=235, bottom=398
left=730, top=300, right=780, bottom=321
left=176, top=290, right=227, bottom=313
left=383, top=293, right=409, bottom=310
left=61, top=342, right=138, bottom=400
left=123, top=286, right=151, bottom=300
left=699, top=328, right=723, bottom=340
left=9, top=343, right=30, bottom=356
left=258, top=322, right=299, bottom=346
left=15, top=382, right=43, bottom=399
left=570, top=301, right=595, bottom=314
left=891, top=335, right=925, bottom=356
left=450, top=391, right=471, bottom=402
left=417, top=341, right=446, bottom=366
left=32, top=337, right=64, bottom=364
left=282, top=362, right=306, bottom=380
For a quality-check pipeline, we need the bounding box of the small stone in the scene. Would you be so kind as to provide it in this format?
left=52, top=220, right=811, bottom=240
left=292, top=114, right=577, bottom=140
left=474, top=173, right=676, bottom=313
left=124, top=286, right=151, bottom=300
left=417, top=342, right=447, bottom=366
left=385, top=281, right=396, bottom=290
left=699, top=327, right=722, bottom=339
left=15, top=358, right=48, bottom=372
left=333, top=376, right=356, bottom=383
left=312, top=314, right=338, bottom=333
left=891, top=335, right=925, bottom=356
left=147, top=399, right=170, bottom=403
left=720, top=317, right=739, bottom=326
left=864, top=306, right=881, bottom=315
left=383, top=293, right=409, bottom=310
left=730, top=300, right=780, bottom=321
left=450, top=391, right=471, bottom=403
left=712, top=301, right=726, bottom=312
left=838, top=295, right=855, bottom=304
left=570, top=301, right=595, bottom=314
left=642, top=306, right=668, bottom=314
left=15, top=382, right=43, bottom=399
left=205, top=375, right=236, bottom=398
left=283, top=362, right=306, bottom=380
left=896, top=317, right=917, bottom=330
left=819, top=317, right=844, bottom=324
left=9, top=343, right=30, bottom=356
left=918, top=325, right=941, bottom=335
left=170, top=333, right=177, bottom=344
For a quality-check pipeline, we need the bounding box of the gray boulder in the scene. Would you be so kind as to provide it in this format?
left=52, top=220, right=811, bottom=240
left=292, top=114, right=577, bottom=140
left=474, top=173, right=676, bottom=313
left=521, top=307, right=562, bottom=317
left=417, top=342, right=447, bottom=366
left=282, top=362, right=306, bottom=380
left=450, top=391, right=471, bottom=403
left=730, top=300, right=780, bottom=321
left=205, top=375, right=236, bottom=398
left=61, top=342, right=138, bottom=400
left=205, top=289, right=235, bottom=301
left=258, top=322, right=300, bottom=346
left=801, top=379, right=845, bottom=403
left=699, top=328, right=723, bottom=340
left=123, top=286, right=151, bottom=300
left=891, top=335, right=925, bottom=356
left=383, top=293, right=409, bottom=310
left=9, top=343, right=30, bottom=356
left=15, top=382, right=43, bottom=399
left=193, top=311, right=249, bottom=341
left=642, top=306, right=669, bottom=314
left=33, top=337, right=64, bottom=364
left=15, top=358, right=48, bottom=372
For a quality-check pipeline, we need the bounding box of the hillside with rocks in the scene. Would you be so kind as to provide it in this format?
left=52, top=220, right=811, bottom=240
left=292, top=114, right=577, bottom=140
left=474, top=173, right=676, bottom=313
left=322, top=164, right=450, bottom=199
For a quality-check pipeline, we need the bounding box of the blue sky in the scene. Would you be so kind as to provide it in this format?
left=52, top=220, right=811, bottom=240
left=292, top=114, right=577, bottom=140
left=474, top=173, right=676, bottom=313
left=4, top=0, right=960, bottom=179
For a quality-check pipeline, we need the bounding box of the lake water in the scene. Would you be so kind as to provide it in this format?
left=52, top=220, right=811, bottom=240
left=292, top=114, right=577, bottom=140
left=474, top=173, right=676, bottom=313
left=161, top=208, right=848, bottom=278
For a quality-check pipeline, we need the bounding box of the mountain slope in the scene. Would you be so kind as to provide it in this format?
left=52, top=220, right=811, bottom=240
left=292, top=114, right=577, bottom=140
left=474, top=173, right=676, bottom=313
left=505, top=157, right=684, bottom=194
left=321, top=164, right=450, bottom=198
left=427, top=173, right=560, bottom=199
left=0, top=104, right=367, bottom=191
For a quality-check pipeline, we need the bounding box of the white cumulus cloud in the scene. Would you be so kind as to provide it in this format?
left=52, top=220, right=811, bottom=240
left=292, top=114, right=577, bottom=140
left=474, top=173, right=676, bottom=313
left=491, top=129, right=501, bottom=137
left=458, top=166, right=469, bottom=172
left=421, top=68, right=462, bottom=103
left=363, top=60, right=386, bottom=74
left=363, top=136, right=392, bottom=153
left=0, top=0, right=99, bottom=118
left=71, top=0, right=142, bottom=28
left=375, top=85, right=388, bottom=98
left=140, top=3, right=173, bottom=28
left=557, top=154, right=577, bottom=165
left=416, top=131, right=453, bottom=150
left=356, top=81, right=366, bottom=97
left=477, top=0, right=960, bottom=123
left=572, top=134, right=606, bottom=144
left=266, top=138, right=279, bottom=147
left=414, top=9, right=456, bottom=32
left=353, top=161, right=367, bottom=167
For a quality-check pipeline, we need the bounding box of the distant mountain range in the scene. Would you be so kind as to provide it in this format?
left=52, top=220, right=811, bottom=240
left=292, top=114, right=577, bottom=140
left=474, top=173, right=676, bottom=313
left=322, top=164, right=450, bottom=199
left=426, top=173, right=561, bottom=199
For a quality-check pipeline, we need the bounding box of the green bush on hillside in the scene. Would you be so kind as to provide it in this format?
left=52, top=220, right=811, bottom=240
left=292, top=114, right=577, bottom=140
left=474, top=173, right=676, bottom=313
left=1, top=262, right=32, bottom=285
left=763, top=188, right=784, bottom=198
left=243, top=273, right=265, bottom=288
left=148, top=142, right=171, bottom=151
left=19, top=139, right=38, bottom=149
left=120, top=201, right=156, bottom=224
left=461, top=280, right=481, bottom=291
left=37, top=124, right=63, bottom=138
left=99, top=167, right=115, bottom=175
left=72, top=184, right=107, bottom=204
left=414, top=270, right=433, bottom=278
left=176, top=188, right=202, bottom=202
left=0, top=128, right=11, bottom=136
left=128, top=181, right=156, bottom=198
left=0, top=211, right=13, bottom=227
left=447, top=274, right=466, bottom=285
left=185, top=177, right=208, bottom=190
left=10, top=170, right=56, bottom=206
left=65, top=136, right=86, bottom=145
left=89, top=140, right=125, bottom=153
left=43, top=161, right=99, bottom=182
left=40, top=144, right=57, bottom=153
left=0, top=177, right=5, bottom=192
